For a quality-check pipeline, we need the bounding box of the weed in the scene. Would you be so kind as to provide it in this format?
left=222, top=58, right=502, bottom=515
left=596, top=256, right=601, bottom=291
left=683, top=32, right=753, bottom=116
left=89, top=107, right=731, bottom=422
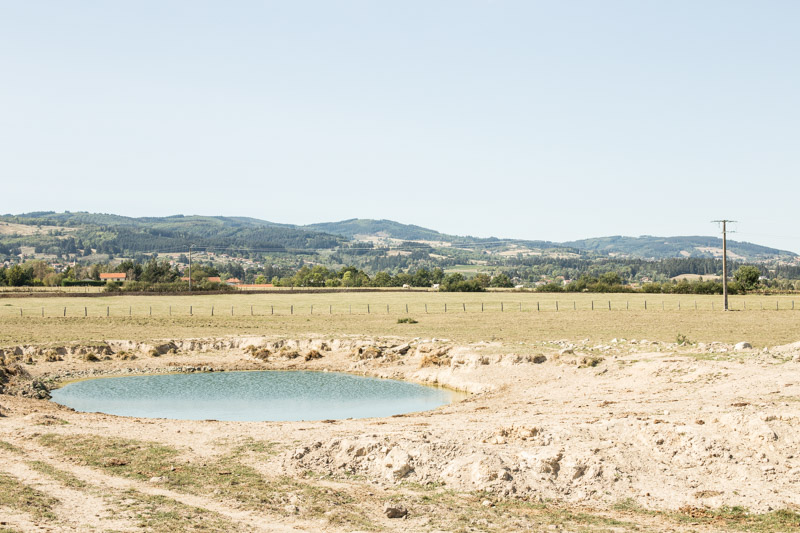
left=397, top=317, right=418, bottom=324
left=0, top=472, right=59, bottom=520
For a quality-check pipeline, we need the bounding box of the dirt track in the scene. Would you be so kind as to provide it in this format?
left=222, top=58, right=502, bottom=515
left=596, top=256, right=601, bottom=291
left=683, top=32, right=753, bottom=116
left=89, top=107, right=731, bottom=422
left=2, top=335, right=800, bottom=531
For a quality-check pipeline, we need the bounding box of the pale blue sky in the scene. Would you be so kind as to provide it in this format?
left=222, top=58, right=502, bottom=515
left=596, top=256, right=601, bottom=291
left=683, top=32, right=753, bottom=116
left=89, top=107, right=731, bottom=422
left=1, top=2, right=798, bottom=251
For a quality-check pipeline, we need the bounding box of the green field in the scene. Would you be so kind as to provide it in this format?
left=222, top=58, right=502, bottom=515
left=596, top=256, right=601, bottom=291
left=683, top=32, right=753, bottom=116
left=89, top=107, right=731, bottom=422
left=0, top=292, right=797, bottom=347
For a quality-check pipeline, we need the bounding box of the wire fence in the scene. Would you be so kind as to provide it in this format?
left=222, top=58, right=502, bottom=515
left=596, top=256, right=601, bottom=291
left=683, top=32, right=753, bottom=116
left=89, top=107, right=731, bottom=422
left=1, top=298, right=798, bottom=318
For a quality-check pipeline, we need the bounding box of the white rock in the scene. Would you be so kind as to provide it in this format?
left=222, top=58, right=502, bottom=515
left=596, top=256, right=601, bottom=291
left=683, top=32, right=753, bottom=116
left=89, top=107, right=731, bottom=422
left=735, top=342, right=753, bottom=351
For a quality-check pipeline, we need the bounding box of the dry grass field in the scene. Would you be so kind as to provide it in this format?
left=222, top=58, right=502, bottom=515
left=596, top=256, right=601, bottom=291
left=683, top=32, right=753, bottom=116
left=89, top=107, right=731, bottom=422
left=0, top=291, right=797, bottom=347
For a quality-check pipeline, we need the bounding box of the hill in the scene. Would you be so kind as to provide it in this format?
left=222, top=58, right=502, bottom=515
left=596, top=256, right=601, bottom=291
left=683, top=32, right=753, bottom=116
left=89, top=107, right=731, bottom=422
left=0, top=213, right=794, bottom=264
left=0, top=212, right=344, bottom=256
left=563, top=235, right=795, bottom=261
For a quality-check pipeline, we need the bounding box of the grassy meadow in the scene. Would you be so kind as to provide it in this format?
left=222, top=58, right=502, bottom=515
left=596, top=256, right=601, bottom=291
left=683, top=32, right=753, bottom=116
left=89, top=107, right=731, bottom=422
left=0, top=291, right=798, bottom=347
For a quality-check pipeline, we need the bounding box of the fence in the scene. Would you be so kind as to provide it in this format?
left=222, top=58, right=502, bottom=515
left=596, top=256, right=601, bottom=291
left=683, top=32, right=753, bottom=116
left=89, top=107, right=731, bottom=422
left=2, top=298, right=798, bottom=318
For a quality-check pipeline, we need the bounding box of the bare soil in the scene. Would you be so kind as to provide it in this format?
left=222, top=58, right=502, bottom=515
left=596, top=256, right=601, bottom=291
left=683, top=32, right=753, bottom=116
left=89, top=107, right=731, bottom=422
left=2, top=335, right=800, bottom=531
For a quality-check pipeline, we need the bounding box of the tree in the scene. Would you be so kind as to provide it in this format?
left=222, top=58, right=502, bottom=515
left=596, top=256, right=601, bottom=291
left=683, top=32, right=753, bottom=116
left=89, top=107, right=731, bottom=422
left=733, top=265, right=761, bottom=292
left=6, top=264, right=33, bottom=286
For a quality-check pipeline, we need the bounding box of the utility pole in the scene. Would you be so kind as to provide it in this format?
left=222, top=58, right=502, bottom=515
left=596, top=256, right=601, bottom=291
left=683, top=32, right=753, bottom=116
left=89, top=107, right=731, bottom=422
left=712, top=220, right=736, bottom=311
left=188, top=244, right=194, bottom=292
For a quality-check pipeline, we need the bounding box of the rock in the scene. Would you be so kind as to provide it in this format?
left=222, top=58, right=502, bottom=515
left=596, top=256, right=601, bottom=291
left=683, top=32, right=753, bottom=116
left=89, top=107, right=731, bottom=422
left=383, top=447, right=413, bottom=480
left=383, top=503, right=408, bottom=518
left=735, top=342, right=753, bottom=351
left=284, top=504, right=299, bottom=514
left=532, top=355, right=547, bottom=364
left=559, top=348, right=574, bottom=356
left=481, top=499, right=493, bottom=507
left=149, top=476, right=166, bottom=483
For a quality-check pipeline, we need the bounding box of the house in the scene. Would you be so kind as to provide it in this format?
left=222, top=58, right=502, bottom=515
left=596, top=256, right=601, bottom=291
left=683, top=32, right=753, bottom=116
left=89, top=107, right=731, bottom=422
left=225, top=278, right=242, bottom=285
left=100, top=273, right=127, bottom=282
left=207, top=276, right=222, bottom=283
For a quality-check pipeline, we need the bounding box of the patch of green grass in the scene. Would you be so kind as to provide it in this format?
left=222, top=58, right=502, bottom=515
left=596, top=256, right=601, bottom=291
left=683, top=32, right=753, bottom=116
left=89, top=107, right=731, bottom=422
left=38, top=433, right=380, bottom=530
left=114, top=489, right=240, bottom=532
left=397, top=317, right=418, bottom=324
left=0, top=472, right=59, bottom=521
left=27, top=460, right=88, bottom=489
left=670, top=505, right=800, bottom=532
left=0, top=440, right=23, bottom=454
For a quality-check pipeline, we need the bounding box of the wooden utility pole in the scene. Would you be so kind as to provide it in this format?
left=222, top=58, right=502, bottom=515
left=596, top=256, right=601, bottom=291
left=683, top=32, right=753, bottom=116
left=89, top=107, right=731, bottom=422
left=712, top=220, right=736, bottom=311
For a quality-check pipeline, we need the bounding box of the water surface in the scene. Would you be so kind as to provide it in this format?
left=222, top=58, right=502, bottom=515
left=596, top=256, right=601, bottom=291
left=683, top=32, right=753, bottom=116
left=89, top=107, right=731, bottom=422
left=50, top=370, right=464, bottom=421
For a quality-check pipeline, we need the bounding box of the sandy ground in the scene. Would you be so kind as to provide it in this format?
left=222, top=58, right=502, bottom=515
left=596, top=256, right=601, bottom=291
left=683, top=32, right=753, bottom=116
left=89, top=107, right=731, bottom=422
left=2, top=335, right=800, bottom=532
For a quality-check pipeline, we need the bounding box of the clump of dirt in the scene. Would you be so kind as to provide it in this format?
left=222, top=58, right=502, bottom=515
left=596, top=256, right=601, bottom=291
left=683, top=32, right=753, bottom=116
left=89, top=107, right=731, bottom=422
left=419, top=346, right=452, bottom=367
left=304, top=349, right=323, bottom=361
left=245, top=345, right=271, bottom=361
left=355, top=346, right=383, bottom=360
left=44, top=350, right=63, bottom=362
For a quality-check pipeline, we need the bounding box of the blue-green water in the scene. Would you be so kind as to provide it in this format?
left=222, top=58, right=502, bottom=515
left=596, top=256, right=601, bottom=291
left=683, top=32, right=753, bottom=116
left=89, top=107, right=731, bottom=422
left=50, top=371, right=464, bottom=421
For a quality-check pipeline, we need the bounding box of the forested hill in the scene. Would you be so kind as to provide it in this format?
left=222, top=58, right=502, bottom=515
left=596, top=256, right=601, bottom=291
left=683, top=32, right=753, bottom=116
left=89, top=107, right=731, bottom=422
left=0, top=212, right=795, bottom=262
left=303, top=218, right=559, bottom=250
left=0, top=212, right=344, bottom=256
left=563, top=235, right=795, bottom=261
left=304, top=218, right=454, bottom=242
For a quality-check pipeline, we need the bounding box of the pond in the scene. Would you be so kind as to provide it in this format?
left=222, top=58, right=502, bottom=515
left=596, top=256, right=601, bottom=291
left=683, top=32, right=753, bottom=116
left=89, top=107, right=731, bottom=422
left=50, top=370, right=465, bottom=421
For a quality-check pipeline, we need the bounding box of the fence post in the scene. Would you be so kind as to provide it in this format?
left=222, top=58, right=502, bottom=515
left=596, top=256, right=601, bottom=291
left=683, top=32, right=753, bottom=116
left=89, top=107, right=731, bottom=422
left=645, top=300, right=647, bottom=310
left=271, top=305, right=274, bottom=315
left=481, top=302, right=483, bottom=312
left=20, top=308, right=23, bottom=317
left=425, top=304, right=428, bottom=313
left=463, top=303, right=466, bottom=312
left=678, top=301, right=680, bottom=310
left=367, top=304, right=370, bottom=314
left=42, top=307, right=44, bottom=317
left=695, top=300, right=697, bottom=310
left=744, top=301, right=746, bottom=310
left=793, top=300, right=795, bottom=310
left=501, top=302, right=504, bottom=312
left=330, top=305, right=332, bottom=315
left=211, top=306, right=214, bottom=316
left=106, top=306, right=111, bottom=317
left=84, top=307, right=87, bottom=317
left=573, top=301, right=576, bottom=310
left=190, top=305, right=193, bottom=316
left=169, top=306, right=171, bottom=316
left=150, top=306, right=152, bottom=316
left=251, top=305, right=253, bottom=316
left=608, top=301, right=610, bottom=310
left=63, top=307, right=66, bottom=317
left=129, top=306, right=131, bottom=316
left=387, top=304, right=389, bottom=314
left=231, top=306, right=234, bottom=316
left=591, top=300, right=594, bottom=310
left=445, top=303, right=447, bottom=313
left=555, top=301, right=558, bottom=311
left=537, top=301, right=540, bottom=311
left=406, top=304, right=409, bottom=313
left=626, top=301, right=629, bottom=310
left=291, top=305, right=294, bottom=315
left=310, top=305, right=313, bottom=315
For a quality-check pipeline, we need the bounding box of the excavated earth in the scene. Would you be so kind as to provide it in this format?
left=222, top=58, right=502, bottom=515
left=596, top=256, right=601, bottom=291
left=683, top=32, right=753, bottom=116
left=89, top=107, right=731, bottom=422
left=2, top=335, right=800, bottom=532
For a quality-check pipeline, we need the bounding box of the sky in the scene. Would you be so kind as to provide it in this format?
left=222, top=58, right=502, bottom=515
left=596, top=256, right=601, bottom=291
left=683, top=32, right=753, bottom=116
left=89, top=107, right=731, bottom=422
left=1, top=1, right=799, bottom=252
